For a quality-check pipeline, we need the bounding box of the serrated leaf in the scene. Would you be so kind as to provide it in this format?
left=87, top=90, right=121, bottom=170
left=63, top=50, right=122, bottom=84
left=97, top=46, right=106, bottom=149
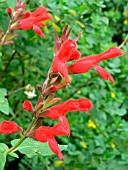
left=0, top=89, right=9, bottom=115
left=0, top=152, right=6, bottom=170
left=11, top=138, right=68, bottom=157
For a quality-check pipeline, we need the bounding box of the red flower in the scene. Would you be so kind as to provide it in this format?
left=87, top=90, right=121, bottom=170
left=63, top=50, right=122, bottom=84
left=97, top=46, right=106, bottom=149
left=68, top=47, right=124, bottom=82
left=19, top=6, right=52, bottom=38
left=52, top=39, right=81, bottom=84
left=34, top=126, right=64, bottom=159
left=51, top=25, right=81, bottom=84
left=6, top=7, right=12, bottom=18
left=39, top=98, right=93, bottom=120
left=22, top=100, right=33, bottom=111
left=0, top=120, right=22, bottom=135
left=53, top=116, right=70, bottom=136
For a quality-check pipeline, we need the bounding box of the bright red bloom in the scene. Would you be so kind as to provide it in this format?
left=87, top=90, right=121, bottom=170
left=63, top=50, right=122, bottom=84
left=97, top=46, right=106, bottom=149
left=52, top=39, right=81, bottom=84
left=39, top=98, right=93, bottom=120
left=19, top=6, right=52, bottom=38
left=68, top=47, right=124, bottom=82
left=22, top=100, right=33, bottom=111
left=34, top=126, right=64, bottom=159
left=0, top=120, right=22, bottom=135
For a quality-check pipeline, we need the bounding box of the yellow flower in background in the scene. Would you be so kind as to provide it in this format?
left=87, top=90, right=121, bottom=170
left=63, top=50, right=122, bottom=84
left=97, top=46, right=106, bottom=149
left=88, top=119, right=96, bottom=129
left=52, top=23, right=61, bottom=32
left=54, top=15, right=60, bottom=22
left=124, top=20, right=128, bottom=25
left=80, top=141, right=87, bottom=149
left=111, top=92, right=116, bottom=98
left=68, top=9, right=76, bottom=17
left=54, top=160, right=64, bottom=167
left=77, top=90, right=81, bottom=94
left=110, top=142, right=116, bottom=149
left=75, top=20, right=85, bottom=28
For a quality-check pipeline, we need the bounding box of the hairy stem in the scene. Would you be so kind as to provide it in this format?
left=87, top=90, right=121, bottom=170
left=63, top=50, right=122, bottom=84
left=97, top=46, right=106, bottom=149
left=5, top=117, right=37, bottom=155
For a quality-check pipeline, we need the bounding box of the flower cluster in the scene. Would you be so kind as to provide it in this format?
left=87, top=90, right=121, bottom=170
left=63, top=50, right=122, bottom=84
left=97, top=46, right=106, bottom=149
left=51, top=25, right=124, bottom=84
left=0, top=3, right=125, bottom=161
left=0, top=0, right=52, bottom=45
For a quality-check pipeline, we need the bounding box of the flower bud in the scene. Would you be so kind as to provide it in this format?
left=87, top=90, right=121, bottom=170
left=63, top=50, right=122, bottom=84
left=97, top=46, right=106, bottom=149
left=50, top=85, right=57, bottom=92
left=22, top=100, right=33, bottom=112
left=6, top=7, right=12, bottom=18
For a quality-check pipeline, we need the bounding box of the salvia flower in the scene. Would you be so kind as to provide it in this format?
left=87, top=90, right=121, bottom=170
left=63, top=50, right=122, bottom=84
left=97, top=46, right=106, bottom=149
left=68, top=47, right=125, bottom=82
left=52, top=39, right=81, bottom=84
left=38, top=98, right=93, bottom=119
left=19, top=6, right=52, bottom=38
left=34, top=126, right=64, bottom=159
left=0, top=120, right=22, bottom=135
left=22, top=100, right=33, bottom=111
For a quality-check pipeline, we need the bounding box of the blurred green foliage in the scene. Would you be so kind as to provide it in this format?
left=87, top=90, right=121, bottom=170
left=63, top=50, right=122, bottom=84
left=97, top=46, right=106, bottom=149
left=0, top=0, right=128, bottom=169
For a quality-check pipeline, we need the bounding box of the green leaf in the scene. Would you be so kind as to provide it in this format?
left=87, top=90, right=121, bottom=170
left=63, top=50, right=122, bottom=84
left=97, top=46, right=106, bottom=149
left=9, top=152, right=19, bottom=158
left=6, top=0, right=17, bottom=11
left=0, top=143, right=8, bottom=153
left=11, top=138, right=68, bottom=157
left=0, top=152, right=6, bottom=170
left=0, top=89, right=9, bottom=115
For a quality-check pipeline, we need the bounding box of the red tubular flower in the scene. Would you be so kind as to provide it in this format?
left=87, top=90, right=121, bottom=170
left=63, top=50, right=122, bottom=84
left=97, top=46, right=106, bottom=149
left=68, top=47, right=124, bottom=82
left=0, top=120, right=22, bottom=135
left=51, top=25, right=81, bottom=84
left=34, top=126, right=64, bottom=159
left=52, top=39, right=81, bottom=84
left=39, top=98, right=93, bottom=120
left=22, top=100, right=33, bottom=111
left=19, top=6, right=52, bottom=38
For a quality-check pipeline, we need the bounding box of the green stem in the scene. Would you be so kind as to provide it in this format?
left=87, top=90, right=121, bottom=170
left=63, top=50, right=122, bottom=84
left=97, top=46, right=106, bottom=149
left=5, top=117, right=36, bottom=155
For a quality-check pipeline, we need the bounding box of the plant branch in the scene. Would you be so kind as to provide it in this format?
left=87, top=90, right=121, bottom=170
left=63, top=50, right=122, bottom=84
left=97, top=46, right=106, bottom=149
left=0, top=50, right=17, bottom=78
left=118, top=34, right=128, bottom=49
left=5, top=87, right=25, bottom=98
left=5, top=117, right=37, bottom=155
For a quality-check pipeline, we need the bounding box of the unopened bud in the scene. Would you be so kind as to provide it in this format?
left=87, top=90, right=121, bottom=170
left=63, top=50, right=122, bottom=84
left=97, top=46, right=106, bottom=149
left=4, top=41, right=14, bottom=45
left=50, top=85, right=57, bottom=92
left=35, top=102, right=44, bottom=112
left=6, top=7, right=12, bottom=18
left=24, top=12, right=31, bottom=18
left=37, top=84, right=43, bottom=92
left=22, top=100, right=33, bottom=112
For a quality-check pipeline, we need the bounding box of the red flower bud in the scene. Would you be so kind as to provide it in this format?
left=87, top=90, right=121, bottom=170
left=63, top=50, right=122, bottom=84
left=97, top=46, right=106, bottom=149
left=22, top=100, right=33, bottom=111
left=50, top=85, right=57, bottom=92
left=0, top=120, right=22, bottom=135
left=6, top=7, right=12, bottom=18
